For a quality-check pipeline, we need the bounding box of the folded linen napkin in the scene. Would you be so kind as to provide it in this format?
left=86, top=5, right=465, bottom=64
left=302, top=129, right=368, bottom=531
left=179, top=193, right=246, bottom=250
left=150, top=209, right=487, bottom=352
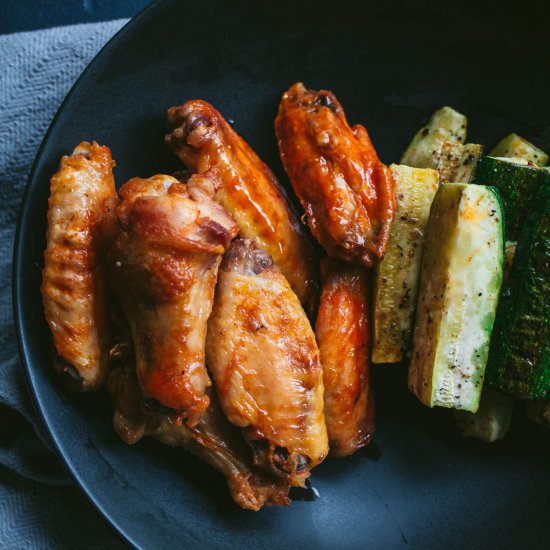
left=0, top=19, right=128, bottom=549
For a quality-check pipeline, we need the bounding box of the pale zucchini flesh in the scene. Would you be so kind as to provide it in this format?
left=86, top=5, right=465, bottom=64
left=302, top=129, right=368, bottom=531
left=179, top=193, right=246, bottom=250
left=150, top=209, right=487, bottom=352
left=408, top=183, right=504, bottom=412
left=401, top=107, right=467, bottom=169
left=437, top=142, right=483, bottom=183
left=490, top=133, right=549, bottom=166
left=454, top=388, right=514, bottom=442
left=372, top=165, right=439, bottom=363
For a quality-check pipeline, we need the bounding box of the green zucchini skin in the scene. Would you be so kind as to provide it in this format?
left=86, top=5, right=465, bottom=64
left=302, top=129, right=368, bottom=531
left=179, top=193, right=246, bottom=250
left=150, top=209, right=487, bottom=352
left=471, top=156, right=549, bottom=240
left=408, top=183, right=504, bottom=412
left=485, top=184, right=550, bottom=400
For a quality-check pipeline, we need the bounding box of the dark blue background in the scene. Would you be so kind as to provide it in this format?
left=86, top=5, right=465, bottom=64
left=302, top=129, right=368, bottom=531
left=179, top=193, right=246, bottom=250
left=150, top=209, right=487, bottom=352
left=0, top=0, right=151, bottom=33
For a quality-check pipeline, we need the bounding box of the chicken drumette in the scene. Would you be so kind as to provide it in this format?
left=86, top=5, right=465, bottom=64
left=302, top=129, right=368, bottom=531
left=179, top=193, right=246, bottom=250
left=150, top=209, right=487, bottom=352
left=206, top=239, right=328, bottom=486
left=275, top=82, right=395, bottom=267
left=315, top=258, right=374, bottom=457
left=106, top=171, right=238, bottom=426
left=108, top=363, right=291, bottom=511
left=165, top=100, right=319, bottom=312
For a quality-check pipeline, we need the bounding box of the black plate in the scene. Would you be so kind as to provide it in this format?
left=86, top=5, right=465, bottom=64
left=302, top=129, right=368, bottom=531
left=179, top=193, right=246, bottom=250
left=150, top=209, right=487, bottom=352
left=14, top=0, right=550, bottom=547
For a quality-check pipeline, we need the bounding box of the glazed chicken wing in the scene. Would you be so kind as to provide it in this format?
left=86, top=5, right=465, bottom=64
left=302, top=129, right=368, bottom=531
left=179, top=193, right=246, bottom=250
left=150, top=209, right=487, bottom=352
left=315, top=258, right=374, bottom=457
left=206, top=239, right=328, bottom=486
left=42, top=141, right=117, bottom=391
left=165, top=100, right=319, bottom=312
left=275, top=82, right=395, bottom=267
left=107, top=363, right=290, bottom=511
left=106, top=172, right=238, bottom=426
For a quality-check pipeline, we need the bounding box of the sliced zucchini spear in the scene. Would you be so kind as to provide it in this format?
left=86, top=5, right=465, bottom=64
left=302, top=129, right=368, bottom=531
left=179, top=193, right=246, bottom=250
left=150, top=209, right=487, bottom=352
left=484, top=184, right=550, bottom=400
left=454, top=388, right=515, bottom=442
left=437, top=142, right=483, bottom=184
left=490, top=133, right=549, bottom=166
left=471, top=156, right=549, bottom=241
left=401, top=107, right=467, bottom=169
left=372, top=165, right=439, bottom=363
left=408, top=183, right=504, bottom=412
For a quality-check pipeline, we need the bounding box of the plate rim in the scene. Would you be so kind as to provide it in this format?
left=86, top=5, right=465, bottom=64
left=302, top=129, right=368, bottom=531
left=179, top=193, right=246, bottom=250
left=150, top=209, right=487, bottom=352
left=12, top=1, right=170, bottom=547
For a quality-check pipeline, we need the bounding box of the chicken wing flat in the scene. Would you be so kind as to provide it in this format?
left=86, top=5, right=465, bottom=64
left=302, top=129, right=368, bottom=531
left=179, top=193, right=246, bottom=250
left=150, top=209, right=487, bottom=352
left=107, top=363, right=291, bottom=511
left=315, top=258, right=374, bottom=457
left=42, top=141, right=117, bottom=391
left=275, top=82, right=395, bottom=267
left=165, top=100, right=319, bottom=311
left=106, top=172, right=238, bottom=426
left=206, top=239, right=328, bottom=486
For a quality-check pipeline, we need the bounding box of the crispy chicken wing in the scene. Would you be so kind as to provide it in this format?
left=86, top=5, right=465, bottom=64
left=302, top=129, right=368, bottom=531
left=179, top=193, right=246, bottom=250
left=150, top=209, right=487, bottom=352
left=275, top=82, right=395, bottom=267
left=206, top=239, right=328, bottom=486
left=106, top=172, right=238, bottom=425
left=315, top=258, right=374, bottom=457
left=165, top=100, right=319, bottom=311
left=107, top=363, right=290, bottom=511
left=42, top=141, right=117, bottom=391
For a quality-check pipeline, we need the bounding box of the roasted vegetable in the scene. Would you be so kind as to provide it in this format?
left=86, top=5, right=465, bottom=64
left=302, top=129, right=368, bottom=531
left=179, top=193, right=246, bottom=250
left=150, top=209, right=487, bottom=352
left=471, top=156, right=549, bottom=240
left=401, top=107, right=467, bottom=169
left=525, top=400, right=550, bottom=429
left=437, top=142, right=483, bottom=183
left=490, top=134, right=548, bottom=166
left=454, top=388, right=515, bottom=442
left=372, top=164, right=439, bottom=363
left=484, top=184, right=550, bottom=400
left=408, top=183, right=504, bottom=412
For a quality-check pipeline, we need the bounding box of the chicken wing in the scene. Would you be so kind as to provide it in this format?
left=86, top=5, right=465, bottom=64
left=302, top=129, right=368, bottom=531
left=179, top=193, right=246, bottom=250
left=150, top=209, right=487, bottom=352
left=42, top=141, right=117, bottom=391
left=107, top=363, right=290, bottom=511
left=275, top=82, right=395, bottom=267
left=106, top=172, right=238, bottom=426
left=206, top=239, right=328, bottom=486
left=165, top=100, right=319, bottom=312
left=315, top=258, right=374, bottom=457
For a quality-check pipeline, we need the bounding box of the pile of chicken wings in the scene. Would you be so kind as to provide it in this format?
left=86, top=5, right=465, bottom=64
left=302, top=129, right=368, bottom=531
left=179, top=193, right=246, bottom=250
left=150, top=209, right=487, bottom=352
left=42, top=83, right=395, bottom=510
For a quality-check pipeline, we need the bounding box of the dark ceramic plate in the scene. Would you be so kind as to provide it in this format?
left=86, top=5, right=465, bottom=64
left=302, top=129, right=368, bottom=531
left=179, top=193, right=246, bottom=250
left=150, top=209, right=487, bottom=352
left=13, top=0, right=550, bottom=547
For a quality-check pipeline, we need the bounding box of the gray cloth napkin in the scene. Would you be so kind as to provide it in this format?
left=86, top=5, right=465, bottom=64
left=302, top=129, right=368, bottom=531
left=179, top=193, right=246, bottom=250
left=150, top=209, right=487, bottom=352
left=0, top=20, right=129, bottom=549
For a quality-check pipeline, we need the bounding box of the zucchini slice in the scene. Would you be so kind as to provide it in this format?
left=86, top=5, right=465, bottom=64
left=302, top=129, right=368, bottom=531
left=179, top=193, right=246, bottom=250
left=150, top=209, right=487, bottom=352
left=454, top=388, right=515, bottom=442
left=484, top=184, right=550, bottom=400
left=471, top=156, right=549, bottom=240
left=408, top=183, right=504, bottom=412
left=437, top=142, right=483, bottom=183
left=401, top=107, right=467, bottom=169
left=490, top=134, right=549, bottom=166
left=372, top=165, right=439, bottom=363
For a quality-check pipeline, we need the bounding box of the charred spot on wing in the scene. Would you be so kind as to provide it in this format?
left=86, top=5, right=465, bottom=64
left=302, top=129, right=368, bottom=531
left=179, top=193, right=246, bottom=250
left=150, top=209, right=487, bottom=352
left=56, top=356, right=84, bottom=391
left=142, top=398, right=176, bottom=416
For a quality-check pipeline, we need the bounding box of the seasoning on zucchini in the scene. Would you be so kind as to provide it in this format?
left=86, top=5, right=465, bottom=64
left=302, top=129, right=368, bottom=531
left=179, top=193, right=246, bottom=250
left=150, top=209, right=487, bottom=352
left=401, top=107, right=467, bottom=169
left=437, top=142, right=483, bottom=183
left=490, top=134, right=549, bottom=166
left=525, top=400, right=550, bottom=429
left=408, top=183, right=504, bottom=412
left=470, top=156, right=549, bottom=240
left=372, top=164, right=439, bottom=363
left=484, top=184, right=550, bottom=400
left=454, top=388, right=515, bottom=442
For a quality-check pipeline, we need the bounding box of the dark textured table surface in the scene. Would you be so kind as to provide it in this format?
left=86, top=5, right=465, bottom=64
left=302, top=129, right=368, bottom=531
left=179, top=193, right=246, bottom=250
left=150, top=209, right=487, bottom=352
left=0, top=0, right=150, bottom=33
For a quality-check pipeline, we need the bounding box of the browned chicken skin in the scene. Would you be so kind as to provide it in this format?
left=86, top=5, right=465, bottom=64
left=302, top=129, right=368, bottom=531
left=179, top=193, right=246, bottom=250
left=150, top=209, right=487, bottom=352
left=107, top=363, right=291, bottom=511
left=165, top=100, right=319, bottom=312
left=105, top=172, right=238, bottom=426
left=275, top=83, right=395, bottom=267
left=315, top=258, right=374, bottom=457
left=42, top=141, right=117, bottom=391
left=206, top=239, right=328, bottom=486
